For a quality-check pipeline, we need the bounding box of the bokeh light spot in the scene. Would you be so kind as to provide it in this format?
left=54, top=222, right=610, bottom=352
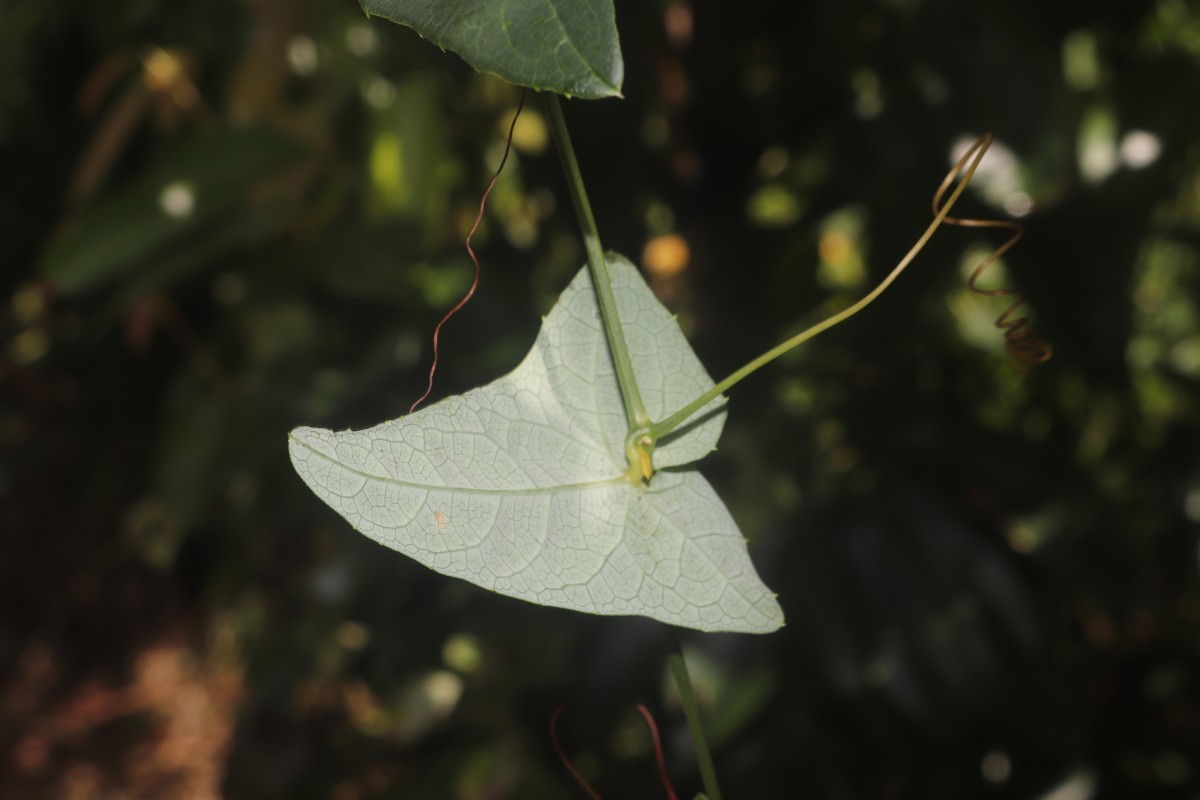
left=333, top=621, right=370, bottom=650
left=642, top=234, right=690, bottom=279
left=747, top=186, right=803, bottom=228
left=442, top=633, right=483, bottom=674
left=363, top=76, right=396, bottom=109
left=982, top=750, right=1012, bottom=783
left=159, top=181, right=195, bottom=218
left=1063, top=30, right=1101, bottom=90
left=1120, top=130, right=1162, bottom=169
left=1004, top=191, right=1034, bottom=217
left=11, top=282, right=45, bottom=324
left=344, top=23, right=378, bottom=56
left=1078, top=106, right=1119, bottom=183
left=509, top=108, right=548, bottom=154
left=851, top=68, right=884, bottom=118
left=287, top=36, right=319, bottom=75
left=12, top=328, right=49, bottom=364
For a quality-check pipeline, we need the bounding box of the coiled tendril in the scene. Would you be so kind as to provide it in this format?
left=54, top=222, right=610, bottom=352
left=932, top=135, right=1053, bottom=369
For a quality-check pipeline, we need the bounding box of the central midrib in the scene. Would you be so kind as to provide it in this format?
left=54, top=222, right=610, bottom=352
left=292, top=434, right=629, bottom=497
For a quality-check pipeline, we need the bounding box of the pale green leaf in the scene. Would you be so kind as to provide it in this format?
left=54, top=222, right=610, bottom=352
left=289, top=255, right=782, bottom=633
left=359, top=0, right=623, bottom=99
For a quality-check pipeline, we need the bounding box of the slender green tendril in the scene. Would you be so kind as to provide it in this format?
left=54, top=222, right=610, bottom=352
left=649, top=133, right=996, bottom=441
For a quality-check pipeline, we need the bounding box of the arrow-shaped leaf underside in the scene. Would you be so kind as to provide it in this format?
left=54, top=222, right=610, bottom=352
left=289, top=255, right=783, bottom=633
left=359, top=0, right=623, bottom=99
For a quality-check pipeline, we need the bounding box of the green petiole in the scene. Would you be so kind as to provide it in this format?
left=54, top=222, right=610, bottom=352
left=544, top=94, right=650, bottom=430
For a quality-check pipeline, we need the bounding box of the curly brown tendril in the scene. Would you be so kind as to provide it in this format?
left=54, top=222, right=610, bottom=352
left=932, top=134, right=1053, bottom=370
left=409, top=89, right=527, bottom=414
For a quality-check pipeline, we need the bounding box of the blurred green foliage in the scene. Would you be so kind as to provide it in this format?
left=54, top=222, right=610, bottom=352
left=3, top=1, right=1200, bottom=798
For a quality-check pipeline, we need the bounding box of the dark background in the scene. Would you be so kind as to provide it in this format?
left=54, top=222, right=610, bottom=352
left=3, top=0, right=1200, bottom=798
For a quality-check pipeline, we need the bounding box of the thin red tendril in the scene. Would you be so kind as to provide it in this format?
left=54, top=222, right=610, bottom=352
left=550, top=705, right=604, bottom=800
left=549, top=704, right=681, bottom=800
left=635, top=703, right=680, bottom=800
left=409, top=89, right=527, bottom=414
left=931, top=139, right=1053, bottom=370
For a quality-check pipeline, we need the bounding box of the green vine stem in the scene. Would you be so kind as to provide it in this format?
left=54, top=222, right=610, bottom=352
left=668, top=630, right=723, bottom=800
left=544, top=93, right=650, bottom=430
left=547, top=94, right=725, bottom=796
left=648, top=134, right=996, bottom=441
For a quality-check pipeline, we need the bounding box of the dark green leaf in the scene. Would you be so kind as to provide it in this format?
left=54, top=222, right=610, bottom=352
left=39, top=127, right=303, bottom=295
left=359, top=0, right=623, bottom=99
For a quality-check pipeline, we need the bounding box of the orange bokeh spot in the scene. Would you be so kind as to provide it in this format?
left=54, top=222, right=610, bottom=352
left=642, top=234, right=690, bottom=279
